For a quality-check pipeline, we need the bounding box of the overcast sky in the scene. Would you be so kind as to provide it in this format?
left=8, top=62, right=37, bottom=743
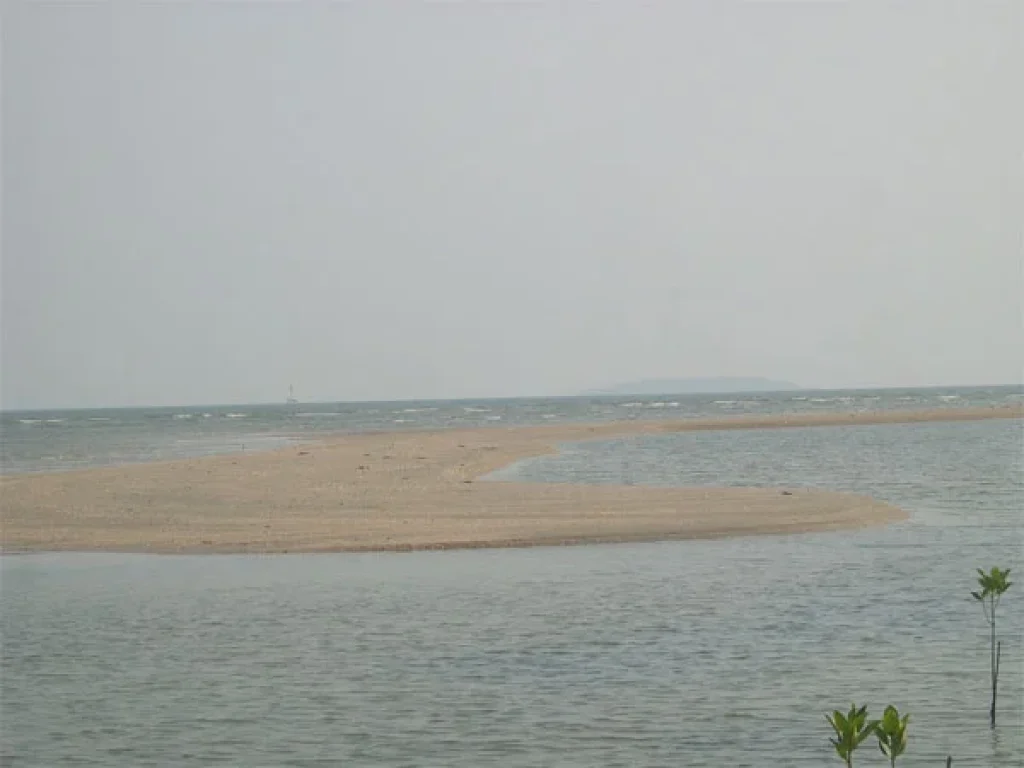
left=3, top=2, right=1021, bottom=409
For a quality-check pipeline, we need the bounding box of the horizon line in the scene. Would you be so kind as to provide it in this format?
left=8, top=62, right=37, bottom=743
left=2, top=382, right=1021, bottom=414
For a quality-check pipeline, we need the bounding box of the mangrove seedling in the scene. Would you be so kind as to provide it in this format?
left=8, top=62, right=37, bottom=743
left=875, top=705, right=909, bottom=767
left=971, top=566, right=1012, bottom=726
left=826, top=703, right=879, bottom=768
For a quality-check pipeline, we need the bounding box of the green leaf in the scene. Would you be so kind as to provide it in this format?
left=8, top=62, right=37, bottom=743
left=855, top=720, right=880, bottom=746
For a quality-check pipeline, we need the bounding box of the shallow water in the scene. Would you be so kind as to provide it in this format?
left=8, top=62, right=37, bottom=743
left=2, top=420, right=1021, bottom=766
left=2, top=385, right=1019, bottom=474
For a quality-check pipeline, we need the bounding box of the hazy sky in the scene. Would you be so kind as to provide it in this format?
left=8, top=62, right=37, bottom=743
left=3, top=3, right=1021, bottom=409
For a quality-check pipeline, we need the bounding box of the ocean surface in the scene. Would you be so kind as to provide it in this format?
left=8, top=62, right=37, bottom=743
left=2, top=387, right=1022, bottom=766
left=1, top=385, right=1020, bottom=475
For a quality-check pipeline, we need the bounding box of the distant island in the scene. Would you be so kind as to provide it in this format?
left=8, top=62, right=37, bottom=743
left=585, top=377, right=801, bottom=396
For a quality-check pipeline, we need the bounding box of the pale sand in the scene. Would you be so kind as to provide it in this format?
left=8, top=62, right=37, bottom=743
left=1, top=405, right=1019, bottom=554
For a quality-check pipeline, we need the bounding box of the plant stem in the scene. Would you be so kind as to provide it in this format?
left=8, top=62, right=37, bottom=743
left=989, top=597, right=997, bottom=727
left=991, top=640, right=1001, bottom=727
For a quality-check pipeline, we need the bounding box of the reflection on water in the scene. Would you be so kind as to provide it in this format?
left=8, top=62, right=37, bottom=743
left=2, top=419, right=1021, bottom=766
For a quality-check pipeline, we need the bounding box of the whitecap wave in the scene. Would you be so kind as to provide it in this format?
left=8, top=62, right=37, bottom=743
left=619, top=402, right=643, bottom=408
left=297, top=412, right=343, bottom=418
left=45, top=419, right=66, bottom=424
left=18, top=419, right=41, bottom=425
left=399, top=407, right=438, bottom=413
left=393, top=418, right=409, bottom=423
left=88, top=417, right=112, bottom=422
left=485, top=415, right=503, bottom=421
left=463, top=406, right=491, bottom=413
left=541, top=414, right=557, bottom=419
left=173, top=413, right=193, bottom=420
left=936, top=395, right=960, bottom=401
left=225, top=413, right=248, bottom=419
left=809, top=398, right=834, bottom=403
left=714, top=400, right=737, bottom=405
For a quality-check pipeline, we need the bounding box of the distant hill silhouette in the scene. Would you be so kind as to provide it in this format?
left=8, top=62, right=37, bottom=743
left=585, top=378, right=800, bottom=396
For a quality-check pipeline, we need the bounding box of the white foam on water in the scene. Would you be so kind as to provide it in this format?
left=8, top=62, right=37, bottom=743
left=485, top=415, right=503, bottom=421
left=173, top=413, right=193, bottom=420
left=297, top=412, right=343, bottom=418
left=393, top=418, right=409, bottom=423
left=88, top=417, right=111, bottom=422
left=202, top=413, right=213, bottom=418
left=936, top=395, right=960, bottom=401
left=809, top=398, right=834, bottom=403
left=668, top=402, right=680, bottom=407
left=399, top=407, right=438, bottom=413
left=224, top=413, right=248, bottom=419
left=18, top=419, right=41, bottom=425
left=541, top=414, right=557, bottom=419
left=619, top=402, right=643, bottom=408
left=45, top=419, right=66, bottom=424
left=463, top=407, right=490, bottom=413
left=791, top=396, right=808, bottom=401
left=714, top=400, right=737, bottom=406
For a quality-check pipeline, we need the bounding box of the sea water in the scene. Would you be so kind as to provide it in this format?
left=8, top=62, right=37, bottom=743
left=1, top=390, right=1021, bottom=766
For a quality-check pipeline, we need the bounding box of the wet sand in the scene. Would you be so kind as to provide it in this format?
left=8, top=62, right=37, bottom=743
left=1, top=405, right=1018, bottom=554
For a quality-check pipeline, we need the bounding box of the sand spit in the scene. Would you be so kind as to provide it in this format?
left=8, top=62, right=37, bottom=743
left=1, top=405, right=1018, bottom=554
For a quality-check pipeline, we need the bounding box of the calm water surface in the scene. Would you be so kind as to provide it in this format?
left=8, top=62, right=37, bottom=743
left=2, top=416, right=1022, bottom=766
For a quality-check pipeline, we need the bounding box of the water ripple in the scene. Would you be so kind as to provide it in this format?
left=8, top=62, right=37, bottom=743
left=2, top=421, right=1021, bottom=765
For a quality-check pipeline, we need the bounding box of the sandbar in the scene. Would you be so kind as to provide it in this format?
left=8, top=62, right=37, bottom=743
left=1, top=405, right=1019, bottom=554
